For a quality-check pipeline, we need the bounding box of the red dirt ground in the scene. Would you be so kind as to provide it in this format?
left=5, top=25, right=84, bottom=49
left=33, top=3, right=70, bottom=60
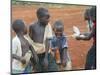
left=12, top=5, right=93, bottom=70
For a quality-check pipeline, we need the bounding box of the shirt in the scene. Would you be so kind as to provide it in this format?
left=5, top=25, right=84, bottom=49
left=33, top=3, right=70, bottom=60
left=50, top=33, right=68, bottom=51
left=12, top=35, right=24, bottom=72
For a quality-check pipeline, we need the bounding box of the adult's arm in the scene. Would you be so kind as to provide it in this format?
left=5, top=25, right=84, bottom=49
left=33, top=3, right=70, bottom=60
left=76, top=25, right=95, bottom=40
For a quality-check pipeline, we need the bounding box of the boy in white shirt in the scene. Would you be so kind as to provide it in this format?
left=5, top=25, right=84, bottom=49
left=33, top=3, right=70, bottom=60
left=12, top=19, right=39, bottom=74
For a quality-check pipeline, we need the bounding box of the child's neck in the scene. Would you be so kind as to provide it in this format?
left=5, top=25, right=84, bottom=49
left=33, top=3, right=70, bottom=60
left=16, top=32, right=24, bottom=37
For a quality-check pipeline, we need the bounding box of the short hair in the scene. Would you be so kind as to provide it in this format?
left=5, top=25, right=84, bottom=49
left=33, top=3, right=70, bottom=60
left=12, top=19, right=25, bottom=33
left=36, top=7, right=50, bottom=18
left=53, top=20, right=64, bottom=32
left=90, top=6, right=96, bottom=21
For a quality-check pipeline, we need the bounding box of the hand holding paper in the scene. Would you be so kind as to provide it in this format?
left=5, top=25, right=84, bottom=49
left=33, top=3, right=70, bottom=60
left=62, top=26, right=85, bottom=38
left=72, top=26, right=80, bottom=38
left=72, top=26, right=86, bottom=39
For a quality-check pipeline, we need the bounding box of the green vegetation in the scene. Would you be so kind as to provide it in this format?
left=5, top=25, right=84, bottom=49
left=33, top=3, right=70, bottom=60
left=12, top=0, right=91, bottom=8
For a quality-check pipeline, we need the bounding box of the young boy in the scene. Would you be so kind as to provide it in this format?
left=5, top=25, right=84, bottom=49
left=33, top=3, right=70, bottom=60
left=29, top=7, right=58, bottom=72
left=12, top=19, right=39, bottom=74
left=50, top=20, right=69, bottom=70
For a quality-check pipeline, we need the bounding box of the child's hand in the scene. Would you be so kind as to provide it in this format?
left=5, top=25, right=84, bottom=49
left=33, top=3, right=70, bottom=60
left=21, top=57, right=26, bottom=64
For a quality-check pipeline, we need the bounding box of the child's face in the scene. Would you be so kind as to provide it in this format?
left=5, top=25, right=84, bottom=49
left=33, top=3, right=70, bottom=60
left=39, top=12, right=50, bottom=25
left=54, top=29, right=63, bottom=37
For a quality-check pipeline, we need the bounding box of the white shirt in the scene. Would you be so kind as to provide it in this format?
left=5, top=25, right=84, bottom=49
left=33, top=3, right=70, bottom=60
left=12, top=35, right=24, bottom=72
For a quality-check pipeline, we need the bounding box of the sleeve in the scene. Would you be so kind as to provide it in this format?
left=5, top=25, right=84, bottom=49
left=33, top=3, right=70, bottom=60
left=62, top=37, right=68, bottom=49
left=12, top=38, right=18, bottom=54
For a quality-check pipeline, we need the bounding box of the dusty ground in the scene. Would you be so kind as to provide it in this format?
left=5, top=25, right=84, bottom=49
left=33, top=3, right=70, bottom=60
left=12, top=5, right=93, bottom=70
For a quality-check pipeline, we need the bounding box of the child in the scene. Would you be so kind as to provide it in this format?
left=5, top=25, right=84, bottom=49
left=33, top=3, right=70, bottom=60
left=29, top=7, right=58, bottom=72
left=12, top=19, right=39, bottom=74
left=50, top=20, right=69, bottom=70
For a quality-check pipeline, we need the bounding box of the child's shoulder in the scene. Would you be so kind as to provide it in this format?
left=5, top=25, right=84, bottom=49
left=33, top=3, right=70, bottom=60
left=29, top=21, right=38, bottom=27
left=12, top=35, right=21, bottom=44
left=12, top=35, right=18, bottom=41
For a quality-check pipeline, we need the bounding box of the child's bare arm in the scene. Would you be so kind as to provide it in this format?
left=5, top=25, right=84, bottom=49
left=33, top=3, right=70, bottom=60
left=29, top=45, right=39, bottom=64
left=29, top=25, right=33, bottom=39
left=12, top=38, right=26, bottom=64
left=12, top=54, right=21, bottom=61
left=62, top=47, right=68, bottom=66
left=12, top=54, right=26, bottom=64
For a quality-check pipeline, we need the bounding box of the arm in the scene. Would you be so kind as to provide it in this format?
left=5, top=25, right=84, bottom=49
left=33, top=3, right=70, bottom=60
left=29, top=44, right=40, bottom=71
left=12, top=54, right=21, bottom=61
left=29, top=45, right=39, bottom=64
left=29, top=25, right=33, bottom=39
left=76, top=26, right=95, bottom=40
left=62, top=37, right=68, bottom=66
left=12, top=38, right=21, bottom=61
left=12, top=54, right=26, bottom=64
left=12, top=39, right=26, bottom=64
left=43, top=38, right=50, bottom=69
left=62, top=47, right=68, bottom=66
